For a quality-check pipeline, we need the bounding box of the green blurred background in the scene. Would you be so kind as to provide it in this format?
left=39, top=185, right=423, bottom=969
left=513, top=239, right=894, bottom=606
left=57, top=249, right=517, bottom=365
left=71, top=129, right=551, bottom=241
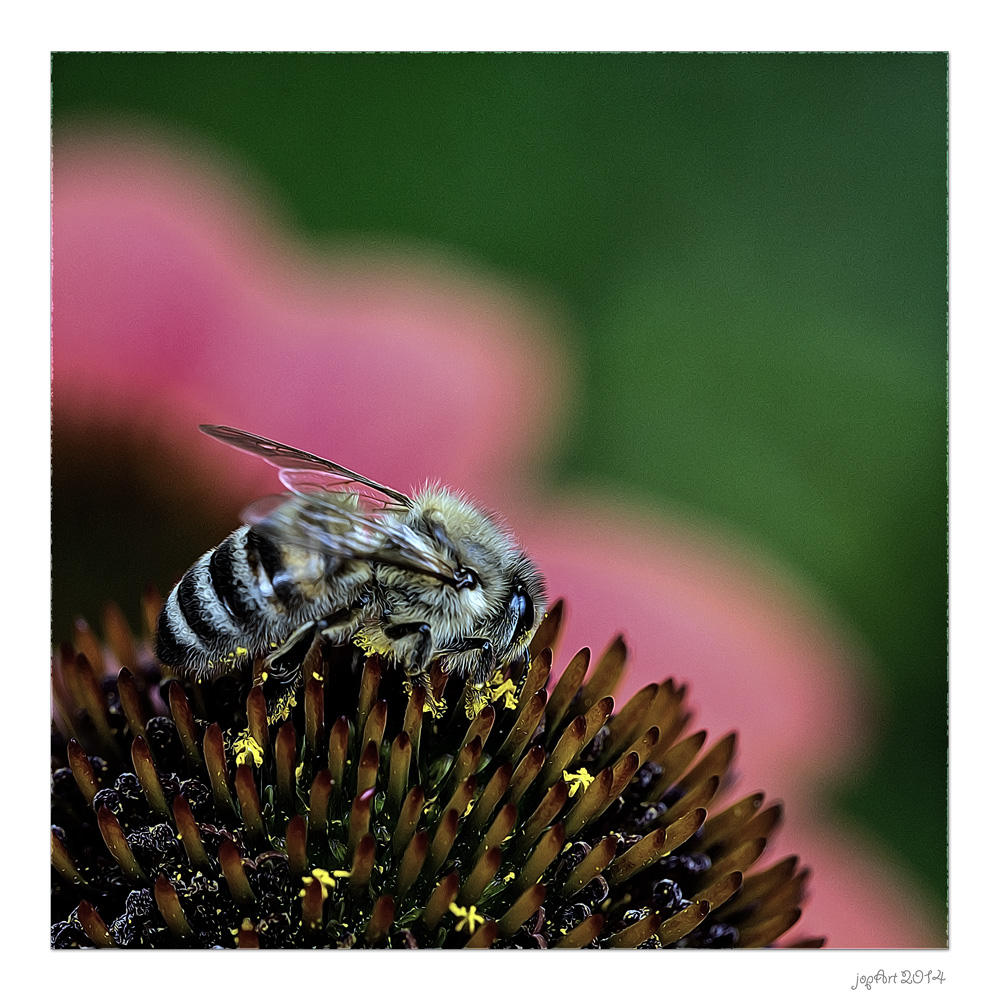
left=51, top=53, right=947, bottom=920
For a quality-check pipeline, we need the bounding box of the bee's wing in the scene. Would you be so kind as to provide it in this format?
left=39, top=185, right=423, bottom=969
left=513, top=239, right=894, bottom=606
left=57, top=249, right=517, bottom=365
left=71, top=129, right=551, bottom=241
left=244, top=493, right=459, bottom=584
left=200, top=424, right=412, bottom=512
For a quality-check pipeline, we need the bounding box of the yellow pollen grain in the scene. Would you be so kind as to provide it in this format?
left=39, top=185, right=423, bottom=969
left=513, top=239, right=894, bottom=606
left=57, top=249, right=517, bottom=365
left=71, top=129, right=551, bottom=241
left=491, top=678, right=518, bottom=710
left=233, top=730, right=265, bottom=767
left=563, top=768, right=595, bottom=797
left=448, top=903, right=485, bottom=934
left=307, top=868, right=340, bottom=890
left=268, top=690, right=298, bottom=724
left=353, top=630, right=393, bottom=657
left=422, top=693, right=447, bottom=719
left=299, top=868, right=341, bottom=903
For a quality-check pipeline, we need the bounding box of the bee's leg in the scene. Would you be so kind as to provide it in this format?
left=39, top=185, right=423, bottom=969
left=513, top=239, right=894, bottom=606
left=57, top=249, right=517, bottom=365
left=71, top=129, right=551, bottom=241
left=383, top=621, right=434, bottom=682
left=256, top=622, right=320, bottom=723
left=262, top=621, right=319, bottom=679
left=446, top=638, right=496, bottom=685
left=317, top=606, right=365, bottom=646
left=443, top=638, right=497, bottom=718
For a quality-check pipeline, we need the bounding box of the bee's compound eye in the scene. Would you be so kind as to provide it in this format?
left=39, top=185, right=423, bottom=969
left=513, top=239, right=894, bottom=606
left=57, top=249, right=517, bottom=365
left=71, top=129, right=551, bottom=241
left=511, top=583, right=535, bottom=640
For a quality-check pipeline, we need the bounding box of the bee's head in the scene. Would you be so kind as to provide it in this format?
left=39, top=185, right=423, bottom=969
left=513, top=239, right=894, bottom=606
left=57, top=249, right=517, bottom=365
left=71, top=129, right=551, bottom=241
left=409, top=489, right=546, bottom=636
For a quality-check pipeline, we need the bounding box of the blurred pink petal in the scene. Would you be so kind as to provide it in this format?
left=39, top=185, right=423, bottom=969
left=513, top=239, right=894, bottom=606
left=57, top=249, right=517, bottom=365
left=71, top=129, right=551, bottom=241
left=53, top=133, right=565, bottom=508
left=52, top=134, right=942, bottom=947
left=784, top=815, right=942, bottom=947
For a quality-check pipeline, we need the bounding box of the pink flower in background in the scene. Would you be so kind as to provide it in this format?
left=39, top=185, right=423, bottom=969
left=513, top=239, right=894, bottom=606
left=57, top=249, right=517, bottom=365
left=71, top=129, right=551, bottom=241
left=52, top=134, right=942, bottom=947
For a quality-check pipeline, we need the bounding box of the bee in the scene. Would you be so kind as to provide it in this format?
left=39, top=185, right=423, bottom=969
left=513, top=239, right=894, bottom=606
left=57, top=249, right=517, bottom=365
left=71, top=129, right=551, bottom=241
left=155, top=425, right=547, bottom=700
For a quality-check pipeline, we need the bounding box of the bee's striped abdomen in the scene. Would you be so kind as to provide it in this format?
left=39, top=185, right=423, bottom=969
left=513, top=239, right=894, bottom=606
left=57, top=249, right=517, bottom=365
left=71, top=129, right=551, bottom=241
left=154, top=589, right=205, bottom=667
left=209, top=528, right=267, bottom=626
left=176, top=552, right=244, bottom=642
left=156, top=526, right=272, bottom=670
